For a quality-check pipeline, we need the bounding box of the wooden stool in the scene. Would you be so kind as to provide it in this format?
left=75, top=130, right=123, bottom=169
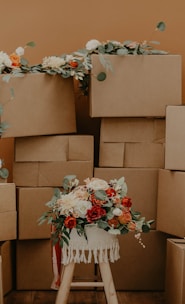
left=55, top=226, right=120, bottom=304
left=55, top=260, right=119, bottom=304
left=0, top=256, right=4, bottom=304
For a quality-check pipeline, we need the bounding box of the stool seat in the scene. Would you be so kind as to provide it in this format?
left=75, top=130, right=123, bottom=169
left=55, top=226, right=120, bottom=304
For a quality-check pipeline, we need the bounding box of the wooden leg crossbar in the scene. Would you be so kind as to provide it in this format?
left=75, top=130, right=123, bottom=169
left=55, top=261, right=119, bottom=304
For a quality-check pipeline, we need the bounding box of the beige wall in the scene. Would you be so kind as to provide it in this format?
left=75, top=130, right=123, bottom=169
left=0, top=0, right=184, bottom=180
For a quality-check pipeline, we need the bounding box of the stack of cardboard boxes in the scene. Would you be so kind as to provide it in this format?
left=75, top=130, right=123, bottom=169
left=0, top=54, right=184, bottom=297
left=157, top=105, right=185, bottom=303
left=0, top=74, right=95, bottom=291
left=89, top=54, right=182, bottom=291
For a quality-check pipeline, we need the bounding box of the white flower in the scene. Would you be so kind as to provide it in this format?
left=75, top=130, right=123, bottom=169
left=112, top=208, right=122, bottom=216
left=65, top=54, right=73, bottom=62
left=0, top=51, right=12, bottom=70
left=85, top=177, right=109, bottom=191
left=85, top=39, right=101, bottom=51
left=73, top=200, right=92, bottom=218
left=57, top=192, right=76, bottom=215
left=42, top=56, right=66, bottom=69
left=15, top=47, right=24, bottom=56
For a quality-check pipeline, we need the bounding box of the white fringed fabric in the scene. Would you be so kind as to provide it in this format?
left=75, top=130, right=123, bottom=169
left=62, top=225, right=120, bottom=265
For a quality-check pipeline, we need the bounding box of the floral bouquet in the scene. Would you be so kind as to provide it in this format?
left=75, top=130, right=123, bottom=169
left=39, top=175, right=154, bottom=249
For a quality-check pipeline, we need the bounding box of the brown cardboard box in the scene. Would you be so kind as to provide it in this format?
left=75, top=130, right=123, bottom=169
left=156, top=169, right=185, bottom=237
left=16, top=239, right=95, bottom=290
left=100, top=118, right=166, bottom=143
left=99, top=117, right=165, bottom=168
left=165, top=105, right=185, bottom=170
left=0, top=241, right=14, bottom=295
left=0, top=211, right=17, bottom=241
left=99, top=142, right=164, bottom=168
left=0, top=183, right=16, bottom=212
left=94, top=167, right=158, bottom=228
left=17, top=187, right=54, bottom=239
left=0, top=73, right=76, bottom=138
left=111, top=230, right=168, bottom=290
left=13, top=161, right=94, bottom=187
left=15, top=135, right=94, bottom=162
left=90, top=55, right=182, bottom=117
left=165, top=238, right=185, bottom=304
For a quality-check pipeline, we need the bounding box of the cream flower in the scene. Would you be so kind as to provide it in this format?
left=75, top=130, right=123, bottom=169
left=15, top=47, right=24, bottom=56
left=42, top=56, right=66, bottom=69
left=85, top=177, right=109, bottom=191
left=73, top=200, right=92, bottom=218
left=57, top=192, right=76, bottom=215
left=0, top=51, right=12, bottom=69
left=85, top=39, right=101, bottom=51
left=112, top=208, right=122, bottom=216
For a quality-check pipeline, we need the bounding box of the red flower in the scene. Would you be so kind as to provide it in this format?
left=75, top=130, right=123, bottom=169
left=121, top=196, right=132, bottom=208
left=69, top=61, right=78, bottom=68
left=86, top=205, right=106, bottom=223
left=106, top=188, right=116, bottom=197
left=64, top=216, right=77, bottom=229
left=108, top=217, right=119, bottom=228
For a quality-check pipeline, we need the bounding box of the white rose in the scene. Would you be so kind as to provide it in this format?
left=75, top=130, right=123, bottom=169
left=15, top=47, right=24, bottom=56
left=85, top=39, right=101, bottom=51
left=85, top=178, right=109, bottom=191
left=74, top=200, right=92, bottom=218
left=0, top=51, right=12, bottom=68
left=112, top=208, right=122, bottom=216
left=42, top=56, right=66, bottom=69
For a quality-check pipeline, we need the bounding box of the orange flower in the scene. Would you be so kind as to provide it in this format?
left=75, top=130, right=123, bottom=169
left=69, top=61, right=78, bottom=68
left=121, top=196, right=132, bottom=208
left=108, top=217, right=119, bottom=228
left=9, top=53, right=21, bottom=67
left=64, top=216, right=77, bottom=229
left=118, top=211, right=132, bottom=224
left=106, top=188, right=116, bottom=197
left=128, top=221, right=136, bottom=231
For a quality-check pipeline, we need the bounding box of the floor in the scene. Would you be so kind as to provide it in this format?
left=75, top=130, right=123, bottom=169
left=4, top=290, right=166, bottom=304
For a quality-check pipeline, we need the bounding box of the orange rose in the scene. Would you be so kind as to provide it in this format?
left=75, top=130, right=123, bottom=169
left=64, top=216, right=77, bottom=229
left=121, top=196, right=132, bottom=208
left=108, top=217, right=119, bottom=228
left=118, top=211, right=132, bottom=224
left=9, top=53, right=21, bottom=67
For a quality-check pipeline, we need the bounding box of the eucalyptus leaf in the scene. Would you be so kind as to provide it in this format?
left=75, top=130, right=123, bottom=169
left=2, top=74, right=11, bottom=83
left=97, top=72, right=106, bottom=81
left=94, top=189, right=107, bottom=200
left=0, top=168, right=9, bottom=178
left=156, top=21, right=166, bottom=32
left=26, top=41, right=36, bottom=47
left=116, top=48, right=129, bottom=55
left=0, top=104, right=3, bottom=115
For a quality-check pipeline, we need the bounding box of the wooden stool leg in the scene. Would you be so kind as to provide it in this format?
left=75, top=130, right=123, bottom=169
left=55, top=262, right=75, bottom=304
left=99, top=262, right=119, bottom=304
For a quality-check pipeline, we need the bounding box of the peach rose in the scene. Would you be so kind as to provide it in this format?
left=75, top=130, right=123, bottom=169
left=118, top=211, right=132, bottom=224
left=9, top=53, right=20, bottom=67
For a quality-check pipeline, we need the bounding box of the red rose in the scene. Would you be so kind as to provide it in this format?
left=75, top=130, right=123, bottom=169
left=106, top=188, right=116, bottom=197
left=64, top=216, right=77, bottom=229
left=86, top=205, right=106, bottom=223
left=69, top=61, right=78, bottom=68
left=121, top=196, right=132, bottom=208
left=108, top=217, right=119, bottom=228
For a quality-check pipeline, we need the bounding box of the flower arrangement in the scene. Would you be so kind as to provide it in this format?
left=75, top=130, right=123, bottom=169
left=39, top=175, right=154, bottom=248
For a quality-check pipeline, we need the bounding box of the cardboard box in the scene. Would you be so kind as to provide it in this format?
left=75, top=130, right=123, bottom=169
left=165, top=105, right=185, bottom=170
left=16, top=239, right=95, bottom=290
left=0, top=73, right=76, bottom=138
left=165, top=238, right=185, bottom=304
left=0, top=211, right=17, bottom=241
left=99, top=117, right=165, bottom=168
left=0, top=241, right=14, bottom=295
left=15, top=135, right=94, bottom=162
left=90, top=55, right=182, bottom=117
left=0, top=183, right=16, bottom=213
left=99, top=142, right=164, bottom=168
left=94, top=167, right=158, bottom=228
left=156, top=169, right=185, bottom=238
left=0, top=138, right=14, bottom=182
left=13, top=161, right=93, bottom=187
left=100, top=118, right=166, bottom=143
left=111, top=230, right=169, bottom=290
left=17, top=187, right=54, bottom=239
